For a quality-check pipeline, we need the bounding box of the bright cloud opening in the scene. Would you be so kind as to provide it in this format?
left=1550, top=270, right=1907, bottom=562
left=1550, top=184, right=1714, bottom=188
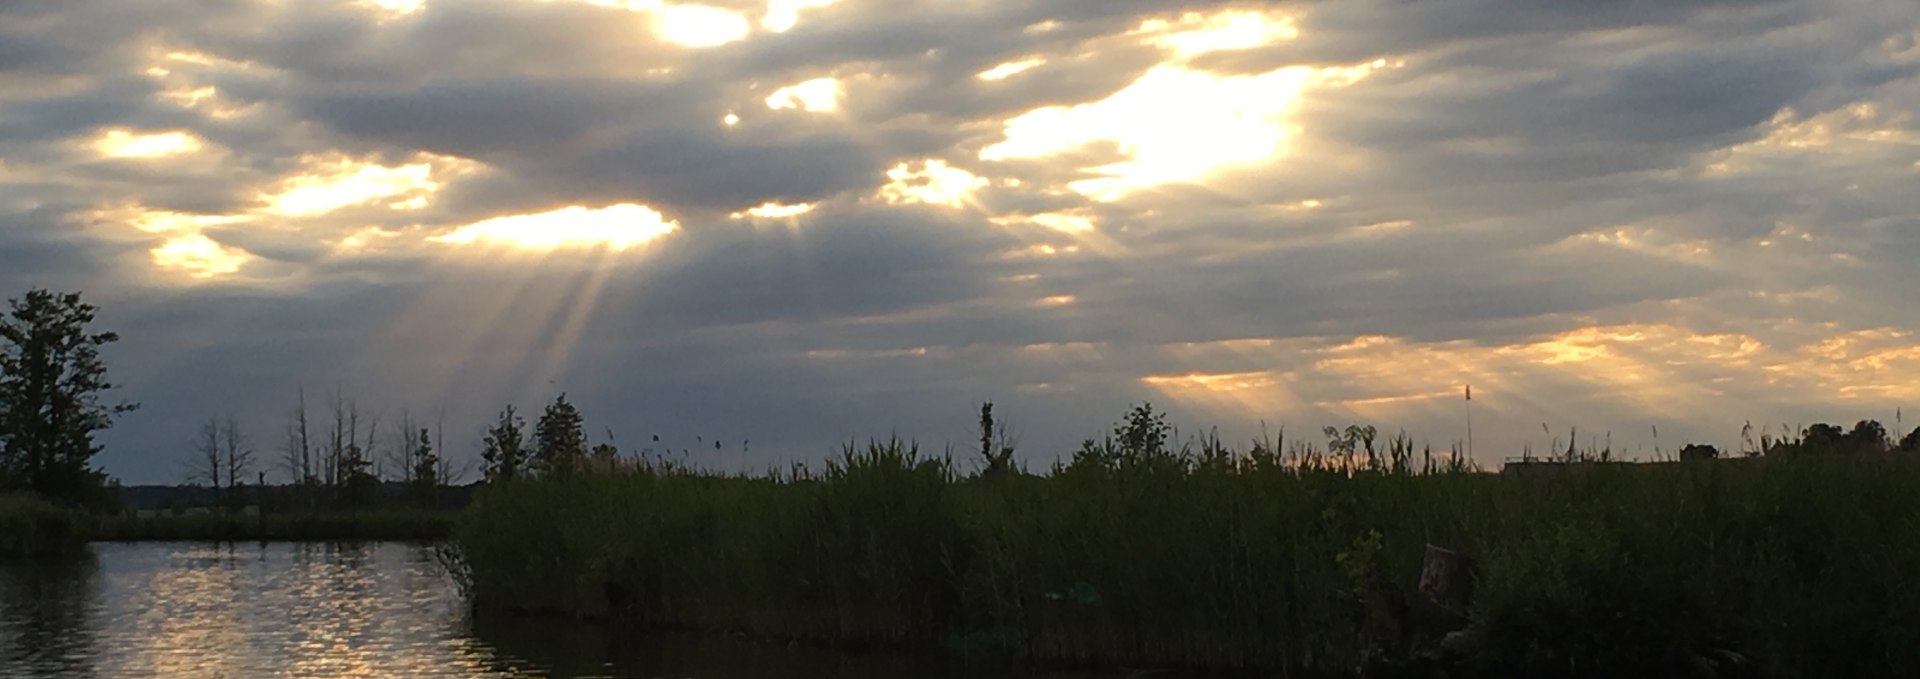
left=1139, top=10, right=1299, bottom=59
left=730, top=201, right=816, bottom=219
left=94, top=205, right=248, bottom=235
left=151, top=233, right=251, bottom=279
left=978, top=57, right=1046, bottom=81
left=991, top=211, right=1096, bottom=233
left=576, top=1, right=748, bottom=46
left=981, top=65, right=1313, bottom=200
left=879, top=160, right=987, bottom=208
left=766, top=77, right=842, bottom=112
left=655, top=4, right=750, bottom=46
left=90, top=129, right=204, bottom=159
left=358, top=0, right=426, bottom=18
left=432, top=203, right=679, bottom=252
left=265, top=153, right=475, bottom=216
left=762, top=0, right=835, bottom=32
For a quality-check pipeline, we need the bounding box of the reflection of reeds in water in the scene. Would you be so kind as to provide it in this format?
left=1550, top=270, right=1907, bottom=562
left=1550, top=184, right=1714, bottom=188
left=452, top=408, right=1920, bottom=676
left=93, top=509, right=456, bottom=542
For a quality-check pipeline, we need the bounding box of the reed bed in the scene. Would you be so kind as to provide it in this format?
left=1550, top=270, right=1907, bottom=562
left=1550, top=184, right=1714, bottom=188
left=451, top=417, right=1920, bottom=677
left=0, top=492, right=88, bottom=556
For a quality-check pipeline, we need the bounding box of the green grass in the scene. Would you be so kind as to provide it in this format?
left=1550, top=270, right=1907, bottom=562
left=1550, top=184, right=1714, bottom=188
left=0, top=493, right=88, bottom=556
left=449, top=421, right=1920, bottom=677
left=94, top=508, right=456, bottom=542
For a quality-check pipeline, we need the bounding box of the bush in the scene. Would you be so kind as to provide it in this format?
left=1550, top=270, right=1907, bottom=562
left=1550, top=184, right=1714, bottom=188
left=0, top=493, right=87, bottom=556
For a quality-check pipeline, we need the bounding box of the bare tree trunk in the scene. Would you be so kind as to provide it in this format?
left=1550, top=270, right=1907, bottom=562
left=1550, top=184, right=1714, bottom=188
left=365, top=413, right=382, bottom=483
left=188, top=417, right=222, bottom=507
left=287, top=388, right=314, bottom=509
left=328, top=388, right=346, bottom=495
left=222, top=416, right=253, bottom=512
left=435, top=410, right=458, bottom=486
left=392, top=410, right=417, bottom=488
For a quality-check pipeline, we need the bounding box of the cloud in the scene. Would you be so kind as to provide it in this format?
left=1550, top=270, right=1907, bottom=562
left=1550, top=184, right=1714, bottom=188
left=1, top=0, right=1917, bottom=482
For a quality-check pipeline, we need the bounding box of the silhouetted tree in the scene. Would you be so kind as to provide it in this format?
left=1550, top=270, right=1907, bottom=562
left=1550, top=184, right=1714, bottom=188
left=1900, top=426, right=1920, bottom=453
left=282, top=389, right=316, bottom=507
left=409, top=427, right=439, bottom=506
left=0, top=288, right=137, bottom=506
left=1678, top=443, right=1721, bottom=462
left=1801, top=423, right=1847, bottom=454
left=337, top=437, right=377, bottom=508
left=185, top=418, right=224, bottom=501
left=221, top=417, right=252, bottom=510
left=533, top=393, right=586, bottom=475
left=975, top=401, right=1017, bottom=478
left=482, top=405, right=525, bottom=482
left=1768, top=421, right=1890, bottom=456
left=1070, top=402, right=1175, bottom=472
left=1846, top=420, right=1889, bottom=453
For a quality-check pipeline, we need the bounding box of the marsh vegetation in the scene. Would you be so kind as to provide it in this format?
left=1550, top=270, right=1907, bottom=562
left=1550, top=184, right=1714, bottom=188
left=451, top=403, right=1920, bottom=677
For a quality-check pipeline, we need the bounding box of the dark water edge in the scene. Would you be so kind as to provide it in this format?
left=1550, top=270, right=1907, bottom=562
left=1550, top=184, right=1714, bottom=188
left=470, top=612, right=1252, bottom=679
left=0, top=541, right=1226, bottom=679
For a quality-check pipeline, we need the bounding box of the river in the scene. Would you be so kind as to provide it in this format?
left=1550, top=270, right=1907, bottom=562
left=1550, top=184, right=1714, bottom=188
left=0, top=542, right=1141, bottom=678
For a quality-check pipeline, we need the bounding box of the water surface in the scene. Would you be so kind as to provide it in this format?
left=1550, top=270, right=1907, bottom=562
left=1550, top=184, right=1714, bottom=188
left=0, top=542, right=1143, bottom=678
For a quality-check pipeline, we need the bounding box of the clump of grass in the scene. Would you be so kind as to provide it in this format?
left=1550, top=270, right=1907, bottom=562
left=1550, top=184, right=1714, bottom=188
left=449, top=406, right=1920, bottom=676
left=0, top=493, right=87, bottom=556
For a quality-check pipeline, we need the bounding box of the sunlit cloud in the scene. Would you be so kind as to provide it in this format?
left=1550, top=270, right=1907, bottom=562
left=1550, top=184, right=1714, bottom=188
left=336, top=227, right=405, bottom=254
left=878, top=159, right=987, bottom=208
left=1142, top=370, right=1306, bottom=416
left=142, top=47, right=260, bottom=119
left=90, top=128, right=205, bottom=159
left=264, top=153, right=478, bottom=216
left=573, top=0, right=749, bottom=46
left=1566, top=225, right=1716, bottom=265
left=978, top=9, right=1396, bottom=201
left=1137, top=9, right=1299, bottom=59
left=90, top=204, right=249, bottom=235
left=806, top=346, right=933, bottom=360
left=431, top=203, right=679, bottom=251
left=990, top=211, right=1095, bottom=233
left=765, top=77, right=842, bottom=112
left=762, top=0, right=835, bottom=32
left=151, top=233, right=252, bottom=279
left=1004, top=243, right=1079, bottom=258
left=1703, top=103, right=1918, bottom=176
left=977, top=57, right=1046, bottom=81
left=730, top=200, right=816, bottom=219
left=1024, top=19, right=1061, bottom=34
left=655, top=3, right=750, bottom=46
left=357, top=0, right=426, bottom=19
left=980, top=65, right=1314, bottom=200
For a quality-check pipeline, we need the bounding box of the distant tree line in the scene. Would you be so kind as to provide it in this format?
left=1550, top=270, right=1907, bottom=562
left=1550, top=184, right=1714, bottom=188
left=1676, top=418, right=1920, bottom=461
left=184, top=387, right=463, bottom=512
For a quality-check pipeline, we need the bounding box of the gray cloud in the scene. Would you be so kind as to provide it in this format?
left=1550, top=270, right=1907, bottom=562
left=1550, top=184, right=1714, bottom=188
left=2, top=0, right=1917, bottom=481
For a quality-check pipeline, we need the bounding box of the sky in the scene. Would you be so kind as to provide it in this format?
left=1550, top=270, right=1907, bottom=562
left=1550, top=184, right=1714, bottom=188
left=4, top=0, right=1919, bottom=484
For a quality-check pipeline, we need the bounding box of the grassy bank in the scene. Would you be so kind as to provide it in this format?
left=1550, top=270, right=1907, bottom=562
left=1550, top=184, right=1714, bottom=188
left=95, top=508, right=456, bottom=542
left=0, top=493, right=88, bottom=556
left=450, top=425, right=1920, bottom=677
